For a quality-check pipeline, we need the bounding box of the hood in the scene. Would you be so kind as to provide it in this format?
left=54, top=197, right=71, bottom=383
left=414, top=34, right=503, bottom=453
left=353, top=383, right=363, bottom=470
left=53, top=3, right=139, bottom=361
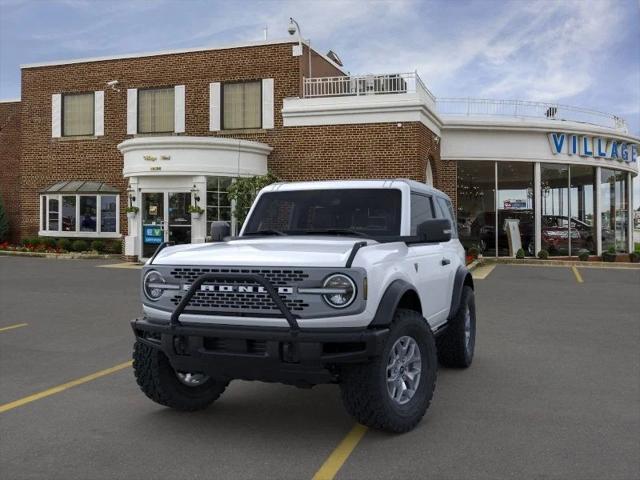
left=151, top=236, right=371, bottom=267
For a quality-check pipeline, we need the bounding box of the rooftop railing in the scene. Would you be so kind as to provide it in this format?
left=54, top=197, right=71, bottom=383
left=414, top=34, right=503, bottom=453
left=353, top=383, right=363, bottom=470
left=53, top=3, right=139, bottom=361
left=436, top=98, right=627, bottom=132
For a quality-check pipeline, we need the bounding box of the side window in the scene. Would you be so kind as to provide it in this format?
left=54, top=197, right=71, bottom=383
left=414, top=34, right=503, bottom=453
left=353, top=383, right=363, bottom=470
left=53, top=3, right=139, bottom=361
left=436, top=197, right=458, bottom=238
left=410, top=193, right=434, bottom=235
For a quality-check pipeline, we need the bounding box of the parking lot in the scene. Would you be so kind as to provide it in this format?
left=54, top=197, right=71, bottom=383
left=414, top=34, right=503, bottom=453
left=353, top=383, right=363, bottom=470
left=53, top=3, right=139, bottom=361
left=0, top=256, right=639, bottom=480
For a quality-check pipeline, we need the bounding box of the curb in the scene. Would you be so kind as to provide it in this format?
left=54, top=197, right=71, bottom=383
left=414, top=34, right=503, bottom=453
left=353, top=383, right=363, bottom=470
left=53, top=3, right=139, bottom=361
left=482, top=257, right=640, bottom=269
left=0, top=250, right=121, bottom=260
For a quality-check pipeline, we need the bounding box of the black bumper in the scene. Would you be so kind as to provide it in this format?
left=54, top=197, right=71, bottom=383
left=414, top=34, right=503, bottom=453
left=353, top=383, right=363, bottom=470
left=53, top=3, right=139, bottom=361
left=131, top=317, right=389, bottom=386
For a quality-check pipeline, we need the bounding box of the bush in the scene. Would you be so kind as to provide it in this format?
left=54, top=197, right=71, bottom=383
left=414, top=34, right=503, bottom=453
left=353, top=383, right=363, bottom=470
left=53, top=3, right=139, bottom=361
left=0, top=195, right=9, bottom=242
left=227, top=172, right=279, bottom=226
left=21, top=236, right=40, bottom=247
left=515, top=248, right=525, bottom=259
left=607, top=245, right=616, bottom=254
left=71, top=239, right=89, bottom=252
left=39, top=237, right=57, bottom=249
left=537, top=249, right=549, bottom=260
left=577, top=249, right=590, bottom=261
left=57, top=238, right=72, bottom=251
left=630, top=252, right=640, bottom=263
left=90, top=240, right=106, bottom=252
left=106, top=240, right=122, bottom=254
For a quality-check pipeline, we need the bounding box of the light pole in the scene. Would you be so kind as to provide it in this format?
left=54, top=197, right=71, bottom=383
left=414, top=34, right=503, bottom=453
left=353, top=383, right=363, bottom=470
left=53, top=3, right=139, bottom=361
left=288, top=17, right=312, bottom=79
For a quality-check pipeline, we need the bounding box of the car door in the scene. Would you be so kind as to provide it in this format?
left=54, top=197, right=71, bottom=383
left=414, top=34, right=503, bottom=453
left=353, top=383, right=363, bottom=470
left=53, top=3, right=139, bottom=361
left=435, top=197, right=460, bottom=313
left=406, top=193, right=451, bottom=326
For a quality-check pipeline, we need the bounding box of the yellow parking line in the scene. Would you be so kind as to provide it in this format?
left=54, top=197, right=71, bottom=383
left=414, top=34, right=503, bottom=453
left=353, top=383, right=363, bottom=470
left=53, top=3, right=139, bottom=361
left=97, top=262, right=142, bottom=269
left=571, top=266, right=584, bottom=283
left=0, top=361, right=132, bottom=414
left=471, top=263, right=496, bottom=280
left=0, top=323, right=28, bottom=333
left=312, top=424, right=368, bottom=480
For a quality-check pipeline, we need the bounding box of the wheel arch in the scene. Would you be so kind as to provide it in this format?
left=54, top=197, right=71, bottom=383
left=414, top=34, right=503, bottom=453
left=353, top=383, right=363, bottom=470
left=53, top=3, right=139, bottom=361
left=448, top=266, right=474, bottom=321
left=370, top=279, right=423, bottom=327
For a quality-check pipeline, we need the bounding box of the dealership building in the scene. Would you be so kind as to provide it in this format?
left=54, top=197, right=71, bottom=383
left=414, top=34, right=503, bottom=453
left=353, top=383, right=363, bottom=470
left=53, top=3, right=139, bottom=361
left=0, top=38, right=637, bottom=260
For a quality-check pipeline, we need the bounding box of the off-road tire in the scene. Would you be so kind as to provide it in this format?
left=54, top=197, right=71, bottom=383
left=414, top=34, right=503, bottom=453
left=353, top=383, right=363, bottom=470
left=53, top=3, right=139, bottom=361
left=133, top=341, right=228, bottom=411
left=339, top=309, right=437, bottom=433
left=437, top=286, right=476, bottom=368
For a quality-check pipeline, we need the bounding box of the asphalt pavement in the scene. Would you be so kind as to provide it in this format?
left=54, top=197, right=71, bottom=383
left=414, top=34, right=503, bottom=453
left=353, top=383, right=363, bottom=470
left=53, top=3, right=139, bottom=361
left=0, top=257, right=638, bottom=480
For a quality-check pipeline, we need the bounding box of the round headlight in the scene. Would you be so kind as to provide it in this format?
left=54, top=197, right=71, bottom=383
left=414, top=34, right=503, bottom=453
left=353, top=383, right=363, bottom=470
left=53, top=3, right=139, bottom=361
left=322, top=274, right=356, bottom=308
left=143, top=270, right=165, bottom=301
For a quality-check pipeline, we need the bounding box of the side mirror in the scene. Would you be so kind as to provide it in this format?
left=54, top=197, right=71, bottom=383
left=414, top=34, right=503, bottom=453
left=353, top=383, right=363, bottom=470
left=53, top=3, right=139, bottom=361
left=416, top=218, right=452, bottom=243
left=210, top=221, right=231, bottom=242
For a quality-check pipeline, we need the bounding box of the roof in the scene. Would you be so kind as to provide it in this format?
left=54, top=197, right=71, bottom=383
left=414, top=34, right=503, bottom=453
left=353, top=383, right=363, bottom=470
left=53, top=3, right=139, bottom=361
left=41, top=181, right=120, bottom=194
left=262, top=179, right=449, bottom=199
left=20, top=38, right=345, bottom=74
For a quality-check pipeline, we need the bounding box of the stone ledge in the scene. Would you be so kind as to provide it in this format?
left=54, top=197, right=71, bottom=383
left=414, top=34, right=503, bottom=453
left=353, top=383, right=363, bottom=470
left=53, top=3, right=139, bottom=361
left=482, top=257, right=640, bottom=269
left=0, top=250, right=121, bottom=260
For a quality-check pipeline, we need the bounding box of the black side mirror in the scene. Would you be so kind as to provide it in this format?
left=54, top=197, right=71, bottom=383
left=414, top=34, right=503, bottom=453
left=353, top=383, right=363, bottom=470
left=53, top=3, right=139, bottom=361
left=416, top=218, right=452, bottom=243
left=210, top=221, right=231, bottom=242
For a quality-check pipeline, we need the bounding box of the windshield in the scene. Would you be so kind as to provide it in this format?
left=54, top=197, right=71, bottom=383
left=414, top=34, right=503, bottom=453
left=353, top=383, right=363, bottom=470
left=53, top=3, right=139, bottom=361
left=243, top=189, right=402, bottom=237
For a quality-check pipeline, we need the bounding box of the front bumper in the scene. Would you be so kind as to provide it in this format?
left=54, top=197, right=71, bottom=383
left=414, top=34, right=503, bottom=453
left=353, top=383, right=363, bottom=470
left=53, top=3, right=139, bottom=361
left=132, top=317, right=389, bottom=386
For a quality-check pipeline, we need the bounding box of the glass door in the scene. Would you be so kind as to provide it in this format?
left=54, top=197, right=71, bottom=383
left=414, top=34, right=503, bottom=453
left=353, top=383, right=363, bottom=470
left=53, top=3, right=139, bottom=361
left=167, top=192, right=191, bottom=245
left=142, top=192, right=165, bottom=258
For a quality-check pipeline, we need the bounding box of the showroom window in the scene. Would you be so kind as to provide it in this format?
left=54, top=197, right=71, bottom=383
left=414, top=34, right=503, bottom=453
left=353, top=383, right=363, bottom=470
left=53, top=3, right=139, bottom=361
left=206, top=177, right=233, bottom=234
left=222, top=81, right=261, bottom=129
left=457, top=161, right=496, bottom=256
left=138, top=87, right=175, bottom=133
left=497, top=162, right=534, bottom=257
left=39, top=181, right=120, bottom=237
left=62, top=92, right=94, bottom=136
left=601, top=168, right=628, bottom=253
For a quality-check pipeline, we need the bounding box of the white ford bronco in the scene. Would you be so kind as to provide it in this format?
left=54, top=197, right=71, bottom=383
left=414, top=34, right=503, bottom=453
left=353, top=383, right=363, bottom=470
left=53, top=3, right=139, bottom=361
left=132, top=180, right=476, bottom=433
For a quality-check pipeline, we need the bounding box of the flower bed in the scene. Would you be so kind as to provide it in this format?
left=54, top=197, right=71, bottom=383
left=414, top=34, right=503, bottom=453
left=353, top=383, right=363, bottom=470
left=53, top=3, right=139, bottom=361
left=0, top=237, right=122, bottom=255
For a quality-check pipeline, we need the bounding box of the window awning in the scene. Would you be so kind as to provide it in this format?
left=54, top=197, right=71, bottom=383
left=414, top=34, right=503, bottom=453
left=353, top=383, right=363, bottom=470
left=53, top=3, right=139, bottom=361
left=41, top=181, right=120, bottom=194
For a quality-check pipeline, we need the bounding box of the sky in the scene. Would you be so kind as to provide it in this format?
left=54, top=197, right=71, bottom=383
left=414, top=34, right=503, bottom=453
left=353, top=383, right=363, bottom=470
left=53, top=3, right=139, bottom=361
left=1, top=0, right=639, bottom=204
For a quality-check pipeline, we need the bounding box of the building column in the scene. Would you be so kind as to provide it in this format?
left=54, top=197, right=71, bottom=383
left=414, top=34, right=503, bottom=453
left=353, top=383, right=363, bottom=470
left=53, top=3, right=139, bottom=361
left=191, top=175, right=207, bottom=244
left=595, top=167, right=602, bottom=256
left=124, top=176, right=140, bottom=259
left=534, top=162, right=541, bottom=256
left=628, top=172, right=634, bottom=254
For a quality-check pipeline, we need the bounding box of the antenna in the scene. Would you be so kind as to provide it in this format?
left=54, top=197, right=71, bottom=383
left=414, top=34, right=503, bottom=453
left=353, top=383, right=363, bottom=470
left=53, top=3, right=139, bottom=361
left=263, top=25, right=268, bottom=41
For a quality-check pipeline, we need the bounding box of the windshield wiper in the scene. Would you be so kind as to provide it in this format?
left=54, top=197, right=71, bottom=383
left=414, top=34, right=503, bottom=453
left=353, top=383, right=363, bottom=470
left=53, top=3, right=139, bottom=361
left=243, top=229, right=287, bottom=236
left=301, top=229, right=369, bottom=238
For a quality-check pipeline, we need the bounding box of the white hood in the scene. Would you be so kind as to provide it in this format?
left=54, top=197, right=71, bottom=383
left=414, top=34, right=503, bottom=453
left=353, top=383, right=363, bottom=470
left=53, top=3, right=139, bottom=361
left=151, top=237, right=371, bottom=267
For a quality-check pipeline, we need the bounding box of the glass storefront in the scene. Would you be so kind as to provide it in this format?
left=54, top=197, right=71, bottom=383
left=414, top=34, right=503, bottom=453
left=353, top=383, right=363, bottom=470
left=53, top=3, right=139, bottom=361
left=600, top=169, right=629, bottom=253
left=206, top=176, right=233, bottom=234
left=457, top=160, right=631, bottom=257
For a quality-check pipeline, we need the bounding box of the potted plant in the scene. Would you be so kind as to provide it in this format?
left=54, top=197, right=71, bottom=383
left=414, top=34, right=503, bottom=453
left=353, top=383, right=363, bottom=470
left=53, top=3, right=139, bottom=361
left=188, top=204, right=204, bottom=220
left=515, top=248, right=525, bottom=259
left=577, top=249, right=590, bottom=262
left=537, top=249, right=549, bottom=260
left=126, top=206, right=139, bottom=220
left=602, top=245, right=617, bottom=262
left=629, top=249, right=640, bottom=263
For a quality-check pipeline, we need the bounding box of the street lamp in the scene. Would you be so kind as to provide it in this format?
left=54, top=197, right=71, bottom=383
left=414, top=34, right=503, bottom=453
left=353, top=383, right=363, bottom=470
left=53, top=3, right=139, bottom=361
left=288, top=17, right=311, bottom=78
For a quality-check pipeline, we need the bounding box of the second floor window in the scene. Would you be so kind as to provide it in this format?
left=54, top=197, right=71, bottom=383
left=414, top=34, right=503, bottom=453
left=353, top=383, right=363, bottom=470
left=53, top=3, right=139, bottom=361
left=63, top=92, right=94, bottom=136
left=223, top=81, right=261, bottom=129
left=138, top=87, right=174, bottom=133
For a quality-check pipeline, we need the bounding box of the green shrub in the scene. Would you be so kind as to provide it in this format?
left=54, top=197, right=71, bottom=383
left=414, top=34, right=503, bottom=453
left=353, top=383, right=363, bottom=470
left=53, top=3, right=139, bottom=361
left=71, top=239, right=89, bottom=252
left=515, top=248, right=525, bottom=259
left=90, top=240, right=106, bottom=252
left=227, top=172, right=279, bottom=226
left=0, top=195, right=9, bottom=242
left=577, top=249, right=590, bottom=261
left=537, top=249, right=549, bottom=260
left=607, top=245, right=616, bottom=254
left=39, top=237, right=57, bottom=249
left=57, top=238, right=72, bottom=251
left=106, top=240, right=122, bottom=254
left=21, top=236, right=40, bottom=247
left=629, top=252, right=640, bottom=263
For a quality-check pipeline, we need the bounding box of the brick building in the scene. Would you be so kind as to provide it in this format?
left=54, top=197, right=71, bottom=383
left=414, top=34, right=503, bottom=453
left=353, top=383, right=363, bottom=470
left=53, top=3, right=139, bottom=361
left=1, top=38, right=637, bottom=259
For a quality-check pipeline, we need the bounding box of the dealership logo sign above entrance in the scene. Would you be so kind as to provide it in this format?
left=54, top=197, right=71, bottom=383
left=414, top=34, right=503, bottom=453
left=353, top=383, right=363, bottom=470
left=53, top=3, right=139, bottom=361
left=548, top=132, right=637, bottom=163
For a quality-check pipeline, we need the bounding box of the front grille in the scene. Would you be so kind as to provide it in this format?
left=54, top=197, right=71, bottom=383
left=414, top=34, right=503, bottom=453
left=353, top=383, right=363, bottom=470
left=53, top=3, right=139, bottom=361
left=170, top=267, right=309, bottom=285
left=169, top=291, right=309, bottom=312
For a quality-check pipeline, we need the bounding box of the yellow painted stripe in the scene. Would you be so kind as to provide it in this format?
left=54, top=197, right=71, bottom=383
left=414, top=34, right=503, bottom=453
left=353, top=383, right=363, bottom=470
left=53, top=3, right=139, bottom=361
left=0, top=323, right=28, bottom=333
left=97, top=262, right=142, bottom=269
left=0, top=361, right=132, bottom=414
left=312, top=424, right=368, bottom=480
left=571, top=266, right=584, bottom=283
left=471, top=263, right=496, bottom=280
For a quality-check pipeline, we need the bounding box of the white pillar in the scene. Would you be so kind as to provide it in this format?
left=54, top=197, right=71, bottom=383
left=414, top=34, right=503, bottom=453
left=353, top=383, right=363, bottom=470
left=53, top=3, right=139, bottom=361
left=628, top=172, right=634, bottom=253
left=595, top=167, right=602, bottom=256
left=534, top=162, right=541, bottom=256
left=124, top=177, right=140, bottom=258
left=191, top=175, right=207, bottom=244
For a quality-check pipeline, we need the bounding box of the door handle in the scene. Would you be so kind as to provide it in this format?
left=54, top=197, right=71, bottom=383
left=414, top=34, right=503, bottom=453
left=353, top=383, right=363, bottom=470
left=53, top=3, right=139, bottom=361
left=441, top=258, right=451, bottom=266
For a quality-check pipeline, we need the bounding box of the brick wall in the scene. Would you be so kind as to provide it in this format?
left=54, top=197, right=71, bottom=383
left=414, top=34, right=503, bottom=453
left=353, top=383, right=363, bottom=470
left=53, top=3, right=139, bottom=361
left=0, top=101, right=21, bottom=242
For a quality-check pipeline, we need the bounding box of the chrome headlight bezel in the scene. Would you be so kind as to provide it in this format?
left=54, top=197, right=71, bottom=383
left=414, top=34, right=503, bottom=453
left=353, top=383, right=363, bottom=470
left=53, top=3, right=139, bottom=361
left=321, top=273, right=357, bottom=309
left=143, top=269, right=166, bottom=302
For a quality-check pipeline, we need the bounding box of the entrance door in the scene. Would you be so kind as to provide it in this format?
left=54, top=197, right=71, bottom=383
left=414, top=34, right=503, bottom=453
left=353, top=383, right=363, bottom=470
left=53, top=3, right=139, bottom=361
left=141, top=192, right=192, bottom=258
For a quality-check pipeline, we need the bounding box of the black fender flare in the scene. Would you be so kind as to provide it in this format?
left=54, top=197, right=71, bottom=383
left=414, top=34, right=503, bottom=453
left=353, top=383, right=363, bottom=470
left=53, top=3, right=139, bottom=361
left=448, top=266, right=474, bottom=320
left=369, top=279, right=419, bottom=327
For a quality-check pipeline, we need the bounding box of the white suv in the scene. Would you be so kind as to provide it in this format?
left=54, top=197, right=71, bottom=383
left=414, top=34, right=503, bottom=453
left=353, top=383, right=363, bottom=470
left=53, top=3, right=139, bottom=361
left=131, top=180, right=476, bottom=433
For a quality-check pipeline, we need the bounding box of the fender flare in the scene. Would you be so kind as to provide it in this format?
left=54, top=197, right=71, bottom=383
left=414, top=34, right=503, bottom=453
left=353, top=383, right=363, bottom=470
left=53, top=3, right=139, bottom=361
left=448, top=265, right=474, bottom=320
left=369, top=279, right=419, bottom=327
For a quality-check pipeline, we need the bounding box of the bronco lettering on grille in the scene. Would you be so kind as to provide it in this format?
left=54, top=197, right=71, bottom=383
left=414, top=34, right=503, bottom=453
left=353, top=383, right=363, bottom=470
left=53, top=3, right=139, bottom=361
left=183, top=284, right=295, bottom=295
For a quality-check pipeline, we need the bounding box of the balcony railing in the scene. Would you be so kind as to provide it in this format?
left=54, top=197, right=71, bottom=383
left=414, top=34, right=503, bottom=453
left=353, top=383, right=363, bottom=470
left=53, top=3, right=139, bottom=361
left=436, top=98, right=628, bottom=132
left=303, top=72, right=435, bottom=101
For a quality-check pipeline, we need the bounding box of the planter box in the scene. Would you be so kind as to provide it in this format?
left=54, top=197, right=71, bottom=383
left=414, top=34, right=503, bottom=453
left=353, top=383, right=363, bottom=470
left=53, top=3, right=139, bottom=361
left=127, top=212, right=137, bottom=221
left=191, top=212, right=202, bottom=220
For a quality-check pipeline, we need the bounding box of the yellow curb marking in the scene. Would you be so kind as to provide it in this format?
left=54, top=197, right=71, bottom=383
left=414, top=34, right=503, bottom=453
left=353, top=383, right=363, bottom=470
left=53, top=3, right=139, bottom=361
left=312, top=424, right=368, bottom=480
left=97, top=262, right=142, bottom=269
left=0, top=323, right=28, bottom=333
left=0, top=361, right=132, bottom=414
left=471, top=263, right=496, bottom=280
left=571, top=266, right=584, bottom=283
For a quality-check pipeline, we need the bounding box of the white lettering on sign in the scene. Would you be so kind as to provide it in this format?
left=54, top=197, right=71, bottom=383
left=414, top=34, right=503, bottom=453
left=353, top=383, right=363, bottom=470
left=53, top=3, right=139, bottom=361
left=548, top=133, right=638, bottom=164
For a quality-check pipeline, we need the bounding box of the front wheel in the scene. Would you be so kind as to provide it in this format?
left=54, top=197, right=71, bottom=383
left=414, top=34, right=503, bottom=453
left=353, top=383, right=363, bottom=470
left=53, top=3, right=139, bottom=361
left=437, top=286, right=476, bottom=368
left=339, top=309, right=438, bottom=433
left=133, top=341, right=229, bottom=411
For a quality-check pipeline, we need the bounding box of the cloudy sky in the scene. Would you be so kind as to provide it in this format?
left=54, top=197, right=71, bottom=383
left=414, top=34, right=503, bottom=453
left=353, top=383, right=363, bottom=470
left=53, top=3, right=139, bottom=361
left=1, top=0, right=638, bottom=202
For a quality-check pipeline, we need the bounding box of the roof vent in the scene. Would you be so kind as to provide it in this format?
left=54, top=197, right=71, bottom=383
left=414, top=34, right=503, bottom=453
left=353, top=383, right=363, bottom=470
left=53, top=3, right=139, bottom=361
left=326, top=50, right=343, bottom=67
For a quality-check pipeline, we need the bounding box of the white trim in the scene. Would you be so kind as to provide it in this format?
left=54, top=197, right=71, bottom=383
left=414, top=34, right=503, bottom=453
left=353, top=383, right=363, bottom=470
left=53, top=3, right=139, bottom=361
left=628, top=172, right=633, bottom=253
left=94, top=90, right=104, bottom=136
left=38, top=231, right=122, bottom=239
left=39, top=193, right=120, bottom=236
left=534, top=162, right=541, bottom=255
left=21, top=39, right=300, bottom=69
left=118, top=135, right=272, bottom=155
left=127, top=89, right=137, bottom=135
left=174, top=85, right=185, bottom=133
left=262, top=78, right=274, bottom=129
left=209, top=82, right=221, bottom=131
left=51, top=94, right=61, bottom=138
left=0, top=98, right=20, bottom=103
